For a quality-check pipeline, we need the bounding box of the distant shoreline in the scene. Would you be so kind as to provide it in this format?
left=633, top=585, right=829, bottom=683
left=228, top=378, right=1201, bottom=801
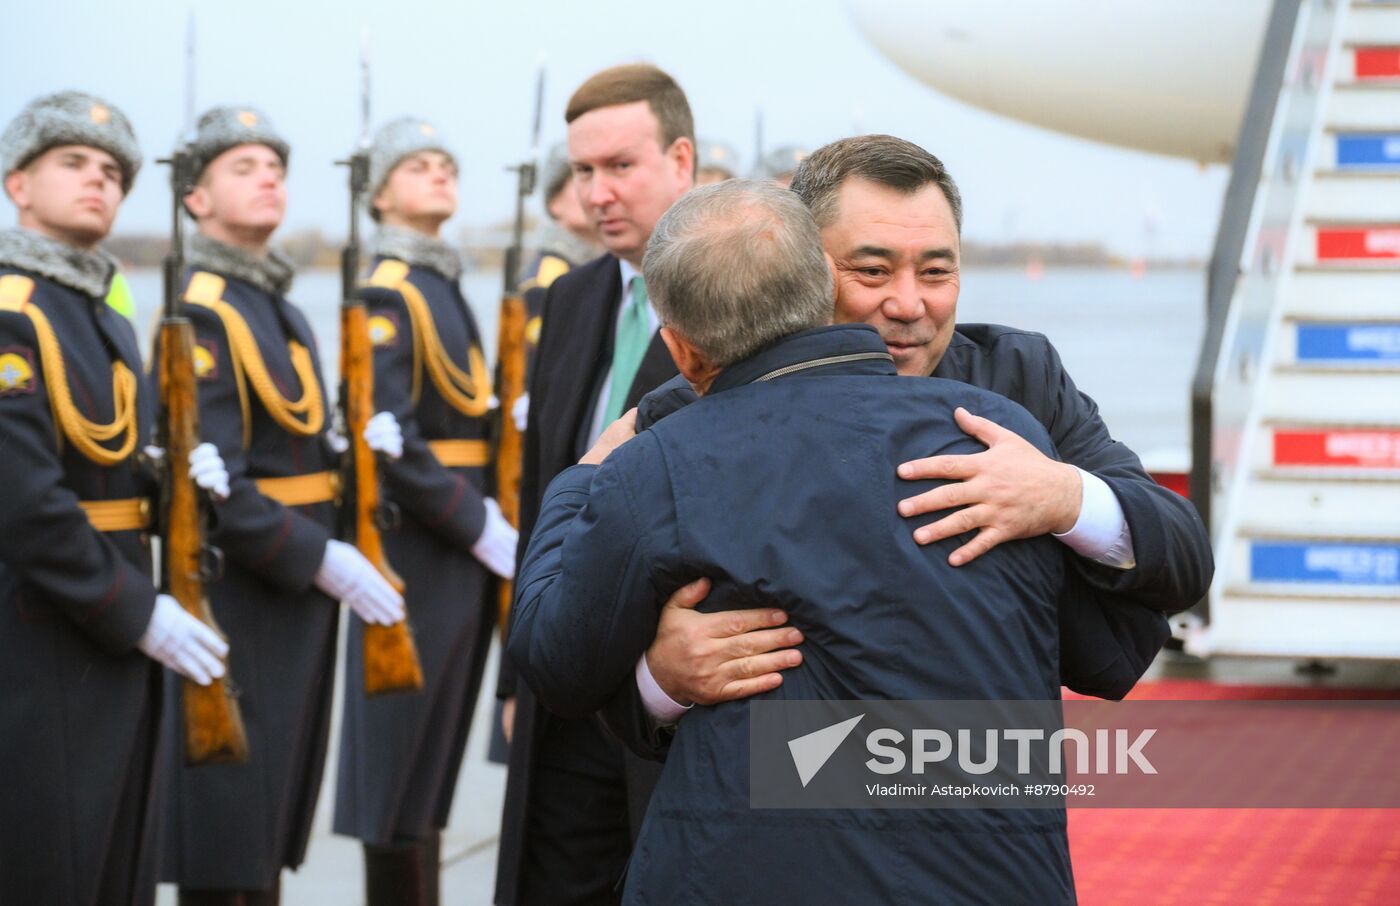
left=102, top=232, right=1203, bottom=273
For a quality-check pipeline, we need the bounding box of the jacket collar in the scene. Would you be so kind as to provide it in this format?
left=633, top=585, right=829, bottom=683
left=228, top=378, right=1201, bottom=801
left=708, top=323, right=895, bottom=395
left=187, top=231, right=295, bottom=296
left=372, top=224, right=462, bottom=282
left=0, top=228, right=118, bottom=298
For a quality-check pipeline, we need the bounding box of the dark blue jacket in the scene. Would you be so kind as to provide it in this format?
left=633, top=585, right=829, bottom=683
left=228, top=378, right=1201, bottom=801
left=509, top=324, right=1073, bottom=904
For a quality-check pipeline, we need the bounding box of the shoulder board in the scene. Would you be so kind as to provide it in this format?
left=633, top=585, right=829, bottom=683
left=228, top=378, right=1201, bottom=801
left=536, top=255, right=571, bottom=290
left=0, top=273, right=37, bottom=312
left=367, top=259, right=411, bottom=291
left=184, top=271, right=228, bottom=307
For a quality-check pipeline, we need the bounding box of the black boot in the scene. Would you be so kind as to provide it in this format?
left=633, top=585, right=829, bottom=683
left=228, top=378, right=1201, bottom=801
left=419, top=831, right=442, bottom=906
left=178, top=890, right=244, bottom=906
left=242, top=877, right=281, bottom=906
left=365, top=840, right=428, bottom=906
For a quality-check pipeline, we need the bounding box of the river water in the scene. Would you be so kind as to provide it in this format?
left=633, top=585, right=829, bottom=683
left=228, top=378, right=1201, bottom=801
left=126, top=265, right=1204, bottom=461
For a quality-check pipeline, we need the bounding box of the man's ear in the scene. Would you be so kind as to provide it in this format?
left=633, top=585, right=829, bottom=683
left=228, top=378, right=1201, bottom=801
left=183, top=184, right=212, bottom=221
left=669, top=137, right=695, bottom=186
left=371, top=185, right=392, bottom=219
left=660, top=326, right=720, bottom=393
left=5, top=169, right=30, bottom=209
left=824, top=249, right=839, bottom=304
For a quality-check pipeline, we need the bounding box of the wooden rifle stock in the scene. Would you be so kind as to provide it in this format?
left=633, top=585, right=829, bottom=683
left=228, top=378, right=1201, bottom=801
left=493, top=291, right=528, bottom=637
left=159, top=315, right=250, bottom=766
left=340, top=300, right=424, bottom=695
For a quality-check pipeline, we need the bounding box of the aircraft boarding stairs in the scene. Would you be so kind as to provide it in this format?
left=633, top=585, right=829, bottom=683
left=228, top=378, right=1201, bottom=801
left=1189, top=0, right=1400, bottom=659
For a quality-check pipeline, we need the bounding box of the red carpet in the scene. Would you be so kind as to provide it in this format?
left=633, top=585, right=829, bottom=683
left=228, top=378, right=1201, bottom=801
left=1066, top=680, right=1400, bottom=905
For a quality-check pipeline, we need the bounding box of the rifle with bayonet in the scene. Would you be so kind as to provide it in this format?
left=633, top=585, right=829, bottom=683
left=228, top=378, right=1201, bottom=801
left=337, top=38, right=423, bottom=695
left=156, top=13, right=249, bottom=765
left=493, top=64, right=546, bottom=639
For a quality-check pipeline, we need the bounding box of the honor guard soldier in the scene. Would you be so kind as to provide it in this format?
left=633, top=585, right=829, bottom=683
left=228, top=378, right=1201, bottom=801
left=695, top=138, right=741, bottom=185
left=160, top=106, right=404, bottom=906
left=756, top=143, right=809, bottom=187
left=0, top=91, right=229, bottom=906
left=331, top=116, right=517, bottom=906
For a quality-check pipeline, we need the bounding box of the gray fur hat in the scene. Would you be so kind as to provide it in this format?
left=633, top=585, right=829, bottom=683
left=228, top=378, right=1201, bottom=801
left=757, top=144, right=810, bottom=181
left=541, top=141, right=572, bottom=204
left=189, top=105, right=290, bottom=180
left=697, top=139, right=741, bottom=180
left=368, top=116, right=455, bottom=206
left=1, top=91, right=142, bottom=194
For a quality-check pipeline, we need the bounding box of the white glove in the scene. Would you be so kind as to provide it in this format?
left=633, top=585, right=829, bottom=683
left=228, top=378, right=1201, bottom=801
left=364, top=411, right=403, bottom=461
left=472, top=498, right=519, bottom=580
left=325, top=426, right=350, bottom=455
left=315, top=539, right=406, bottom=626
left=188, top=442, right=230, bottom=502
left=138, top=594, right=229, bottom=686
left=512, top=393, right=530, bottom=433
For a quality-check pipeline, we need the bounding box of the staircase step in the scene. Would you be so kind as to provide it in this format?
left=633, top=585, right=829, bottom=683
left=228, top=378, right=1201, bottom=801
left=1328, top=83, right=1400, bottom=130
left=1347, top=3, right=1400, bottom=46
left=1343, top=44, right=1400, bottom=82
left=1256, top=466, right=1400, bottom=481
left=1203, top=593, right=1400, bottom=659
left=1298, top=222, right=1400, bottom=265
left=1263, top=368, right=1400, bottom=420
left=1264, top=425, right=1400, bottom=470
left=1326, top=130, right=1400, bottom=170
left=1307, top=171, right=1400, bottom=222
left=1236, top=534, right=1400, bottom=588
left=1237, top=477, right=1400, bottom=533
left=1283, top=270, right=1400, bottom=317
left=1224, top=582, right=1400, bottom=602
left=1280, top=320, right=1400, bottom=364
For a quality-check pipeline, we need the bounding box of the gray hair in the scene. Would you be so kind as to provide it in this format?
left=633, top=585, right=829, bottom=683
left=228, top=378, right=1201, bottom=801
left=643, top=179, right=833, bottom=368
left=788, top=134, right=962, bottom=232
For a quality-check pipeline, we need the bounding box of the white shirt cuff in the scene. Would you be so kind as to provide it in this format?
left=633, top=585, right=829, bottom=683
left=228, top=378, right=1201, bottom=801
left=636, top=652, right=693, bottom=725
left=1051, top=467, right=1136, bottom=570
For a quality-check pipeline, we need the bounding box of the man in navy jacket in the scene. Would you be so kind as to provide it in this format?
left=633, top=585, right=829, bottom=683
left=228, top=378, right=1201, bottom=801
left=509, top=180, right=1074, bottom=903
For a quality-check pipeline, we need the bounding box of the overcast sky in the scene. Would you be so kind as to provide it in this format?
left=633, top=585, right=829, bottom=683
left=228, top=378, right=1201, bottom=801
left=4, top=0, right=1233, bottom=258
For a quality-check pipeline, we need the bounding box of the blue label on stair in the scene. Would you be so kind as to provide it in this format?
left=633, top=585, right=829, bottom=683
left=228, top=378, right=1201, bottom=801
left=1297, top=324, right=1400, bottom=361
left=1252, top=540, right=1400, bottom=585
left=1336, top=134, right=1400, bottom=169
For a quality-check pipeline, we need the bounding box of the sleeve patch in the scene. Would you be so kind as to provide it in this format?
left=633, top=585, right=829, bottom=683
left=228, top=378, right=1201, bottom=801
left=194, top=341, right=219, bottom=381
left=369, top=312, right=400, bottom=348
left=0, top=346, right=37, bottom=396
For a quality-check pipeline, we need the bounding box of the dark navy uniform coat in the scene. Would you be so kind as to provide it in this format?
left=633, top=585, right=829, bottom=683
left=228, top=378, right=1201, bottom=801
left=159, top=268, right=339, bottom=889
left=333, top=257, right=496, bottom=846
left=0, top=264, right=163, bottom=906
left=509, top=324, right=1074, bottom=904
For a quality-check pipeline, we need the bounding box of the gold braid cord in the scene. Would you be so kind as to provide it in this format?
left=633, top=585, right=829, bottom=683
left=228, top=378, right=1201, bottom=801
left=184, top=272, right=324, bottom=443
left=369, top=261, right=492, bottom=418
left=0, top=274, right=138, bottom=466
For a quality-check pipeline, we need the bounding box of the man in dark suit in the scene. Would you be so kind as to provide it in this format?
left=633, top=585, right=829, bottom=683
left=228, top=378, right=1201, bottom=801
left=606, top=136, right=1211, bottom=759
left=493, top=63, right=695, bottom=906
left=509, top=179, right=1076, bottom=904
